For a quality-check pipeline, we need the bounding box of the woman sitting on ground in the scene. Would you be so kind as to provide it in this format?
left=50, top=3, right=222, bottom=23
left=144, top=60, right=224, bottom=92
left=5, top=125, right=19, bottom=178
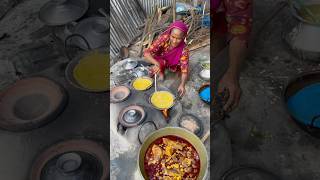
left=144, top=20, right=190, bottom=97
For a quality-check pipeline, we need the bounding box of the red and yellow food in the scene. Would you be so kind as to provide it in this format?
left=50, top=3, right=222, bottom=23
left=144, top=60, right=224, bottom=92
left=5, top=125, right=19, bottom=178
left=144, top=135, right=200, bottom=179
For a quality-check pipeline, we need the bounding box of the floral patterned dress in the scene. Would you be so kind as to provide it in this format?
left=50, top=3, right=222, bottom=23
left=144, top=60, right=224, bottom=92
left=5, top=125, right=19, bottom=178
left=212, top=0, right=253, bottom=42
left=144, top=34, right=190, bottom=74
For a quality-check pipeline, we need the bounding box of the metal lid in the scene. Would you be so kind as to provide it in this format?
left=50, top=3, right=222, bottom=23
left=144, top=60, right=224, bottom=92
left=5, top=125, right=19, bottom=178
left=118, top=105, right=146, bottom=127
left=41, top=151, right=102, bottom=180
left=56, top=152, right=82, bottom=173
left=39, top=0, right=89, bottom=26
left=71, top=17, right=109, bottom=50
left=30, top=139, right=109, bottom=180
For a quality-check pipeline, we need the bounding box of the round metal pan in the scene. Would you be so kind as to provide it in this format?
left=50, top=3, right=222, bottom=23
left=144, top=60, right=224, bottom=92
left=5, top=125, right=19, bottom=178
left=65, top=49, right=109, bottom=92
left=148, top=90, right=176, bottom=111
left=131, top=76, right=154, bottom=91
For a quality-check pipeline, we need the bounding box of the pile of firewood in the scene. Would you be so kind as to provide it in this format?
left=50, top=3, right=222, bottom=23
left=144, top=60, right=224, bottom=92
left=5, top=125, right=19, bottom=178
left=134, top=1, right=210, bottom=57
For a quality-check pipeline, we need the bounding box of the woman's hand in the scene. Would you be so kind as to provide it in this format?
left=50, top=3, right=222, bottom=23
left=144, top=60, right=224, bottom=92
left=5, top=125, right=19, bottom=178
left=177, top=83, right=186, bottom=97
left=218, top=70, right=241, bottom=112
left=152, top=64, right=160, bottom=74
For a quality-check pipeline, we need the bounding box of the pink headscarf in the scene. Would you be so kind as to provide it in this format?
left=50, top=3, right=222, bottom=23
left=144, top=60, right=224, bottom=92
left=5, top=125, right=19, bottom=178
left=211, top=0, right=221, bottom=11
left=154, top=20, right=188, bottom=66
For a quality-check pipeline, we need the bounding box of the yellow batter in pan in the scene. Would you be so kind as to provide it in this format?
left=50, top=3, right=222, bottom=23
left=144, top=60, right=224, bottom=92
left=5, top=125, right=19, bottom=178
left=73, top=51, right=109, bottom=91
left=132, top=77, right=153, bottom=91
left=151, top=91, right=174, bottom=109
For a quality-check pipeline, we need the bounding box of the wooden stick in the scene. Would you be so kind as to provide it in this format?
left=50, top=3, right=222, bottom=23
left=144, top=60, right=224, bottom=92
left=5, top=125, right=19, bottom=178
left=173, top=0, right=176, bottom=21
left=157, top=7, right=162, bottom=24
left=154, top=73, right=157, bottom=92
left=189, top=38, right=210, bottom=51
left=147, top=6, right=158, bottom=48
left=187, top=8, right=195, bottom=35
left=138, top=18, right=150, bottom=57
left=201, top=130, right=210, bottom=143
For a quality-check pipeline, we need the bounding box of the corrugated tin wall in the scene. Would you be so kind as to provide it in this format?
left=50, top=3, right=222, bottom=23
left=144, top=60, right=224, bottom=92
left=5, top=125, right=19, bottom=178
left=110, top=0, right=173, bottom=59
left=110, top=0, right=145, bottom=58
left=138, top=0, right=173, bottom=16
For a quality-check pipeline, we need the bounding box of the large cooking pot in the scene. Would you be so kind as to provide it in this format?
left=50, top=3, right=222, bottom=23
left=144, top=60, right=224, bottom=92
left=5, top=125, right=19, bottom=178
left=137, top=127, right=208, bottom=180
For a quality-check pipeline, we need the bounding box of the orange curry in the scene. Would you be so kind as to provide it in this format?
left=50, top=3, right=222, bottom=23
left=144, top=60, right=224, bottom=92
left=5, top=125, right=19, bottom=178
left=144, top=135, right=200, bottom=179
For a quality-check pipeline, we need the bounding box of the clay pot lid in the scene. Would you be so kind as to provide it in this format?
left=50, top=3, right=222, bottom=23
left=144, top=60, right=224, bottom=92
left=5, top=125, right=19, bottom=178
left=30, top=139, right=109, bottom=180
left=0, top=77, right=67, bottom=131
left=110, top=86, right=130, bottom=103
left=118, top=105, right=146, bottom=127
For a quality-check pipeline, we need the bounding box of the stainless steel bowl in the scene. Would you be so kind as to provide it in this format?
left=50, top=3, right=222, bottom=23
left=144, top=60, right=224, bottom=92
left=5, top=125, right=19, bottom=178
left=122, top=59, right=138, bottom=70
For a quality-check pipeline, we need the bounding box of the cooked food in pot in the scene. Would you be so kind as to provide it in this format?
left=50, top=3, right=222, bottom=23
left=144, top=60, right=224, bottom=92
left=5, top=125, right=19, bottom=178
left=144, top=135, right=200, bottom=179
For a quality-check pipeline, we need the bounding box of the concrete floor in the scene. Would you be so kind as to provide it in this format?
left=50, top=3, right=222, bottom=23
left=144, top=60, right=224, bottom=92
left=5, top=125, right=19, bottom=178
left=0, top=0, right=108, bottom=179
left=215, top=0, right=320, bottom=179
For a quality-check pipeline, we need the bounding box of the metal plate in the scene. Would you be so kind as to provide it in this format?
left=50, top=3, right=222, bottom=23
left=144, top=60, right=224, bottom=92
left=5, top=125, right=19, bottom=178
left=39, top=0, right=89, bottom=26
left=122, top=58, right=138, bottom=70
